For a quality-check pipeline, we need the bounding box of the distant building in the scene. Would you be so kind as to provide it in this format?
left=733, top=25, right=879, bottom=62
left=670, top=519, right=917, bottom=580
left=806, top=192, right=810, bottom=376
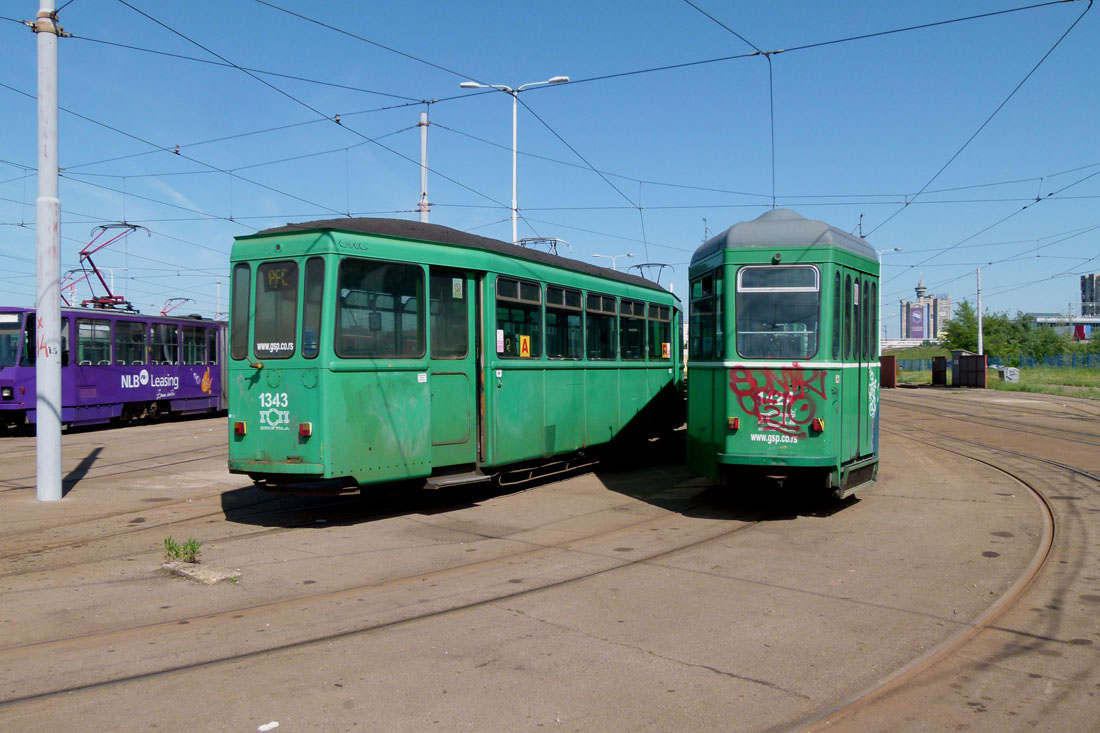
left=899, top=280, right=951, bottom=340
left=1083, top=274, right=1099, bottom=317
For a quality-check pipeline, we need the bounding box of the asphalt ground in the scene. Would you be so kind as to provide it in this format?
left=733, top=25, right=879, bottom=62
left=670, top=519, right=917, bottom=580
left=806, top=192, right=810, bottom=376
left=0, top=388, right=1091, bottom=731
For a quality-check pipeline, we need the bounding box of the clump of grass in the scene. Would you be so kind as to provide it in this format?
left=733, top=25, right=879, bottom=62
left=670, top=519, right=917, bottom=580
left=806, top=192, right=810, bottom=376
left=163, top=536, right=202, bottom=563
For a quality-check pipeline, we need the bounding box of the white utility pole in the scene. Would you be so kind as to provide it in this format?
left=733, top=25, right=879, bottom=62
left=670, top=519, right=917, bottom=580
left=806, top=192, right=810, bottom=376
left=417, top=112, right=430, bottom=223
left=459, top=76, right=569, bottom=243
left=34, top=0, right=63, bottom=501
left=976, top=266, right=984, bottom=356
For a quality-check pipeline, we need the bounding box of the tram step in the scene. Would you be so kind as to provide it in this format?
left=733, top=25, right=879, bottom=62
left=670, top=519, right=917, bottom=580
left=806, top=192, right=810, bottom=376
left=424, top=470, right=492, bottom=490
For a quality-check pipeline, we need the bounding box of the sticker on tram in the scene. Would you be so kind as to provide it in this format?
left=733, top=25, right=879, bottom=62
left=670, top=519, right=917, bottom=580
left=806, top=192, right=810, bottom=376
left=519, top=335, right=531, bottom=358
left=662, top=342, right=671, bottom=358
left=258, top=391, right=291, bottom=431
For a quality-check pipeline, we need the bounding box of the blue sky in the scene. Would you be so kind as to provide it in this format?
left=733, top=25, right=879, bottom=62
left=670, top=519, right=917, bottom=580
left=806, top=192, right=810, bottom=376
left=1, top=0, right=1096, bottom=337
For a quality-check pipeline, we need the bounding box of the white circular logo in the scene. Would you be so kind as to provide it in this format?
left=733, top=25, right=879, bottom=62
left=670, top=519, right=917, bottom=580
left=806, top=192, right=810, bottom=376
left=138, top=369, right=149, bottom=386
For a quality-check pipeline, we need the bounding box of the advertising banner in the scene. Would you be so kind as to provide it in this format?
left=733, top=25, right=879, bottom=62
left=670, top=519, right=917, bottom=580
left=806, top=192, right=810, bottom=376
left=909, top=307, right=925, bottom=339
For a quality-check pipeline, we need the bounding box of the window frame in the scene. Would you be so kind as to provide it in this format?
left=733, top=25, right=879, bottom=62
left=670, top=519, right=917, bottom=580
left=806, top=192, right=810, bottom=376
left=545, top=284, right=583, bottom=360
left=76, top=317, right=112, bottom=366
left=647, top=304, right=672, bottom=361
left=495, top=276, right=542, bottom=359
left=335, top=257, right=425, bottom=360
left=429, top=268, right=470, bottom=360
left=619, top=298, right=646, bottom=361
left=735, top=264, right=821, bottom=360
left=230, top=262, right=251, bottom=361
left=585, top=292, right=618, bottom=360
left=301, top=257, right=325, bottom=360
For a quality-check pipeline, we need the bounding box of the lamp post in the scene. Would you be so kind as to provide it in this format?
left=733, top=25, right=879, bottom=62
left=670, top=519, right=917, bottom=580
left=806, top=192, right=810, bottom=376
left=459, top=75, right=570, bottom=243
left=593, top=253, right=634, bottom=271
left=877, top=248, right=902, bottom=342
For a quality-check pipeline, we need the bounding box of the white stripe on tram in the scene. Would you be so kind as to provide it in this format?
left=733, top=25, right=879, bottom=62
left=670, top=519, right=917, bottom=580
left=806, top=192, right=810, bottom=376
left=687, top=361, right=880, bottom=369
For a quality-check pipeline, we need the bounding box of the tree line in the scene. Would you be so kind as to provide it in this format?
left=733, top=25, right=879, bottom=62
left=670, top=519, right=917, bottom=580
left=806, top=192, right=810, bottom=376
left=942, top=300, right=1100, bottom=359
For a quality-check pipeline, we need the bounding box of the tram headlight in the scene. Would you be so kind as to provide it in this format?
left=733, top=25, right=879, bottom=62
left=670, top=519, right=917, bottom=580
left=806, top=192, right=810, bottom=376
left=1, top=387, right=12, bottom=401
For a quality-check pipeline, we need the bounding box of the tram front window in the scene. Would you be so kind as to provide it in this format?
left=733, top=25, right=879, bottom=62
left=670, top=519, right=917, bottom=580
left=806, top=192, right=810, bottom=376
left=0, top=314, right=20, bottom=367
left=255, top=261, right=299, bottom=359
left=736, top=265, right=819, bottom=359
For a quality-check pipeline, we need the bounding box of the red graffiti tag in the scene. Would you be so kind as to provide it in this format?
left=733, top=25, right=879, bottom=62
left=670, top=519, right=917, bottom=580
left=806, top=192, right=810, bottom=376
left=729, top=368, right=827, bottom=437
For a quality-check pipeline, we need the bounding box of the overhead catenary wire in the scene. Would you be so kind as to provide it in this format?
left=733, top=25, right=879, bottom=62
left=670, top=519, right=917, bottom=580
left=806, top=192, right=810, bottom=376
left=865, top=0, right=1093, bottom=237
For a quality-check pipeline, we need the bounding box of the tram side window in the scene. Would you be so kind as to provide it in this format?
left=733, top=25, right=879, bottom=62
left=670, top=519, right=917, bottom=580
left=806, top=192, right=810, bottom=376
left=736, top=266, right=820, bottom=359
left=832, top=272, right=841, bottom=360
left=430, top=269, right=468, bottom=359
left=496, top=278, right=541, bottom=359
left=586, top=293, right=617, bottom=360
left=648, top=304, right=671, bottom=360
left=851, top=278, right=860, bottom=361
left=619, top=299, right=645, bottom=360
left=230, top=263, right=250, bottom=361
left=862, top=277, right=871, bottom=360
left=255, top=261, right=299, bottom=360
left=182, top=325, right=207, bottom=365
left=302, top=257, right=324, bottom=359
left=76, top=318, right=112, bottom=365
left=20, top=314, right=35, bottom=366
left=336, top=259, right=423, bottom=359
left=115, top=320, right=147, bottom=365
left=546, top=285, right=582, bottom=359
left=689, top=274, right=715, bottom=360
left=870, top=282, right=878, bottom=357
left=207, top=328, right=218, bottom=365
left=0, top=314, right=18, bottom=367
left=844, top=274, right=853, bottom=361
left=152, top=323, right=179, bottom=365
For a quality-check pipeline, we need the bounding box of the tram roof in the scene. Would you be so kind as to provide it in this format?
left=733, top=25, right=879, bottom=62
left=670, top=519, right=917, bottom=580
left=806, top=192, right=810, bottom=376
left=246, top=218, right=676, bottom=298
left=691, top=209, right=878, bottom=266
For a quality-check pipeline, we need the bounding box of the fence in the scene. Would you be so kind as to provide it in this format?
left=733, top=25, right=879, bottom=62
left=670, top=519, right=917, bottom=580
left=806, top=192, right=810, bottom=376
left=1009, top=354, right=1100, bottom=369
left=898, top=354, right=1100, bottom=371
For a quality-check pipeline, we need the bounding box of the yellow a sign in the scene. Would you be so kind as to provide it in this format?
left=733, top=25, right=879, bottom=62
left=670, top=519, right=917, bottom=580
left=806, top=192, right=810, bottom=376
left=519, top=334, right=531, bottom=358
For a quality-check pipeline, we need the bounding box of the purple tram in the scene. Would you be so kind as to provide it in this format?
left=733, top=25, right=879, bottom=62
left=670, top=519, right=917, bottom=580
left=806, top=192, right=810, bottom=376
left=0, top=306, right=226, bottom=430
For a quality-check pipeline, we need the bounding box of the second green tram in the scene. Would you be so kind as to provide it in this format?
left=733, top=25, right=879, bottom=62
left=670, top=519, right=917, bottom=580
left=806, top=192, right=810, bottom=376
left=686, top=209, right=880, bottom=497
left=227, top=219, right=683, bottom=490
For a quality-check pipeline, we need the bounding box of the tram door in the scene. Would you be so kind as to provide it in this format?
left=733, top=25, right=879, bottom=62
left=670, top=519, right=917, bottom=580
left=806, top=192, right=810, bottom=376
left=428, top=269, right=479, bottom=468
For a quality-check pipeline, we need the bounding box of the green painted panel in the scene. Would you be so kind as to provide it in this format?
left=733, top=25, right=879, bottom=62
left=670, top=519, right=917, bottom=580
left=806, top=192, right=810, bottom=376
left=430, top=372, right=471, bottom=445
left=686, top=367, right=719, bottom=481
left=228, top=367, right=324, bottom=472
left=543, top=368, right=586, bottom=454
left=584, top=370, right=620, bottom=446
left=327, top=369, right=431, bottom=481
left=492, top=369, right=546, bottom=464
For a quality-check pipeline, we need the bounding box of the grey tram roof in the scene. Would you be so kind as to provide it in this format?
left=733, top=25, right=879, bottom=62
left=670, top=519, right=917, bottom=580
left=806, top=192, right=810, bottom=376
left=247, top=217, right=675, bottom=297
left=691, top=209, right=878, bottom=267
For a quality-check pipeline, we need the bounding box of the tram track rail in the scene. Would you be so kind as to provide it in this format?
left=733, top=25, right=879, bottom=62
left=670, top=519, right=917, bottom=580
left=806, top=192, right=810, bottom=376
left=885, top=392, right=1100, bottom=448
left=797, top=421, right=1058, bottom=731
left=0, top=489, right=776, bottom=706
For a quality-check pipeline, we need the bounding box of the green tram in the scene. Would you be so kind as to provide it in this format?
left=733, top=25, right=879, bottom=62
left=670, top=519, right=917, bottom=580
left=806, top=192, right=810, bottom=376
left=686, top=209, right=880, bottom=497
left=227, top=219, right=683, bottom=490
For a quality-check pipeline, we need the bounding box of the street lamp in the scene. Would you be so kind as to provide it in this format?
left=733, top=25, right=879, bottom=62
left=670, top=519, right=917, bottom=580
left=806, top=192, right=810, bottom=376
left=459, top=75, right=570, bottom=243
left=877, top=248, right=902, bottom=343
left=593, top=253, right=634, bottom=271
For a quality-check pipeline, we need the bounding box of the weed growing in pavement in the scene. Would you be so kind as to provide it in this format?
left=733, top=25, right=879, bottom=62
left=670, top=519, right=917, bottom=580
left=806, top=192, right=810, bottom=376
left=163, top=536, right=202, bottom=563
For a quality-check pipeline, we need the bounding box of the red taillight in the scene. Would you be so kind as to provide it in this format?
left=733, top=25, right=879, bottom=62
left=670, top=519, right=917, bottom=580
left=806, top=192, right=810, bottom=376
left=727, top=417, right=740, bottom=430
left=234, top=421, right=247, bottom=436
left=298, top=422, right=312, bottom=438
left=811, top=417, right=826, bottom=432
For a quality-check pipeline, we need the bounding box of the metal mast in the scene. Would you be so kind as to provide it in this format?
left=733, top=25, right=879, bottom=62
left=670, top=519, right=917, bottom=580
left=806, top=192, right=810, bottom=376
left=33, top=0, right=63, bottom=501
left=417, top=112, right=430, bottom=223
